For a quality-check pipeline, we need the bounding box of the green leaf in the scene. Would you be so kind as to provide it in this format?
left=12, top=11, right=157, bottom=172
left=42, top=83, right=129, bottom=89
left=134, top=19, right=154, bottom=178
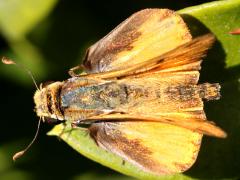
left=180, top=1, right=240, bottom=179
left=48, top=0, right=240, bottom=179
left=179, top=0, right=240, bottom=68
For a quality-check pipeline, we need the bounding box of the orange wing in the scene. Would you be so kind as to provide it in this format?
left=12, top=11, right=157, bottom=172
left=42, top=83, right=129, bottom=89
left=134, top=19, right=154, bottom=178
left=82, top=9, right=192, bottom=73
left=80, top=34, right=214, bottom=80
left=89, top=121, right=202, bottom=175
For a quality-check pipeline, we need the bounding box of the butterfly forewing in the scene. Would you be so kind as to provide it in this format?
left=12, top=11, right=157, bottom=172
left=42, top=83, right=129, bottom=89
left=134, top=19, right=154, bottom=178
left=83, top=9, right=192, bottom=73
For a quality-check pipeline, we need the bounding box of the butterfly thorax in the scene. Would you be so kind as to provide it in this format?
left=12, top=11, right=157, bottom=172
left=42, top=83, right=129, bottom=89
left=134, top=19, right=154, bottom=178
left=60, top=77, right=151, bottom=121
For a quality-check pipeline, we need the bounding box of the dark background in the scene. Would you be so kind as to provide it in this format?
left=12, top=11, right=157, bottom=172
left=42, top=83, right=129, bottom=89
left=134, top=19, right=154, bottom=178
left=0, top=1, right=232, bottom=180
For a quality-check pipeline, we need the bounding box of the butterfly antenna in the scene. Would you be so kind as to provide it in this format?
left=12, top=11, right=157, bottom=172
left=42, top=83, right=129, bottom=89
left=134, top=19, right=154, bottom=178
left=12, top=117, right=41, bottom=161
left=2, top=56, right=39, bottom=90
left=2, top=56, right=42, bottom=160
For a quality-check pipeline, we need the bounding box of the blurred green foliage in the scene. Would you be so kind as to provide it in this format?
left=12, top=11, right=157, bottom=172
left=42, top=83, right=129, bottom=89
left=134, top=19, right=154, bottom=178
left=0, top=0, right=240, bottom=180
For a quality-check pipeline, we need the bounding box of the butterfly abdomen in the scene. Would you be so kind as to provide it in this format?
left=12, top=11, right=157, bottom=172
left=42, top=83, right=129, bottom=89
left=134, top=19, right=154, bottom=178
left=198, top=83, right=221, bottom=100
left=165, top=83, right=220, bottom=101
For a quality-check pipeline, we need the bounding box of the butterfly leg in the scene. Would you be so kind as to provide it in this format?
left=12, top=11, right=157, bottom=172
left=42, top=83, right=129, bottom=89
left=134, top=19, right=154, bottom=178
left=71, top=122, right=79, bottom=128
left=68, top=65, right=86, bottom=77
left=71, top=119, right=91, bottom=128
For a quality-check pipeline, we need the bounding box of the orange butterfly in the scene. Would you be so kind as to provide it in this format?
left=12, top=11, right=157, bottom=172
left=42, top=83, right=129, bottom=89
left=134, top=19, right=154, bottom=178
left=6, top=9, right=227, bottom=175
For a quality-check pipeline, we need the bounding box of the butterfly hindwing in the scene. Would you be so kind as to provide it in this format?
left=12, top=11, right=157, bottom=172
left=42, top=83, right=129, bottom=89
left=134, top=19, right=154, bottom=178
left=89, top=121, right=202, bottom=175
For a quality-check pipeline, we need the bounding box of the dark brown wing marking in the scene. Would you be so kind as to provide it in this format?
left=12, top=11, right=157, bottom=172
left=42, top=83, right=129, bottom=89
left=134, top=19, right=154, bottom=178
left=89, top=122, right=170, bottom=174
